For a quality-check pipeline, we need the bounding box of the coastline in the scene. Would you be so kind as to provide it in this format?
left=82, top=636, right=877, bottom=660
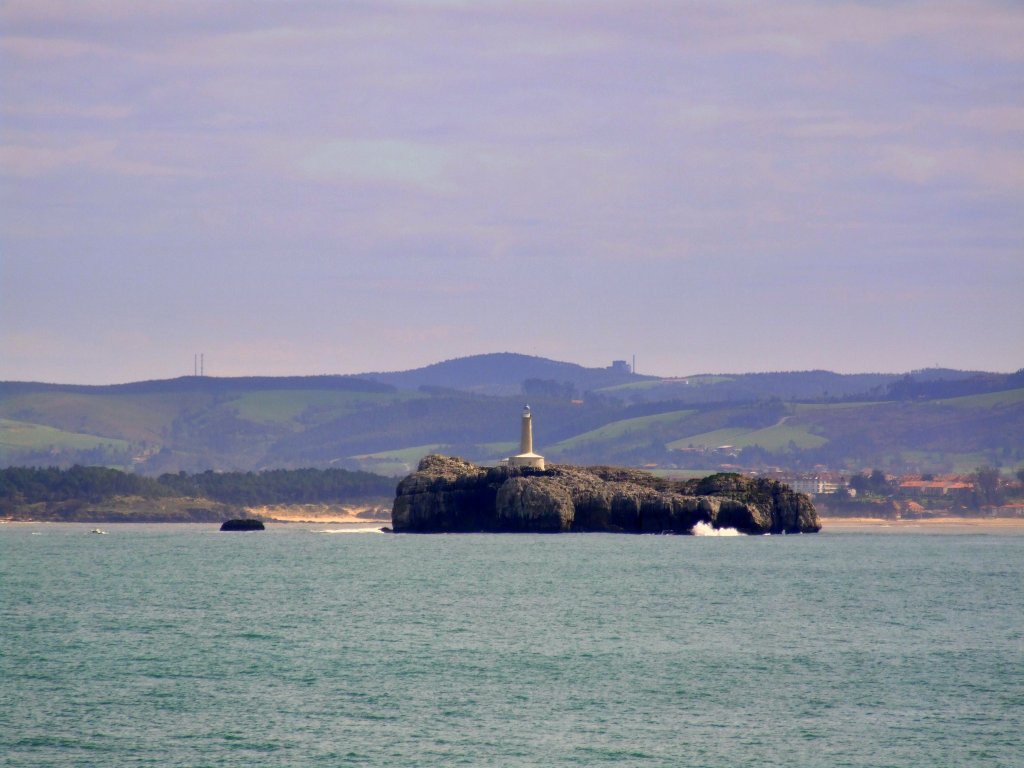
left=0, top=502, right=393, bottom=525
left=246, top=503, right=391, bottom=524
left=820, top=516, right=1024, bottom=533
left=6, top=513, right=1023, bottom=531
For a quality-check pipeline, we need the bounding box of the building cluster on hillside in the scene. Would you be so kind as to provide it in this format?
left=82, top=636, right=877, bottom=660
left=763, top=471, right=1024, bottom=518
left=770, top=471, right=846, bottom=497
left=769, top=471, right=987, bottom=499
left=897, top=479, right=973, bottom=495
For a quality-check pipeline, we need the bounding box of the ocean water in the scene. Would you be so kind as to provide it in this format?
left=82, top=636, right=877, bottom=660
left=1, top=524, right=1021, bottom=767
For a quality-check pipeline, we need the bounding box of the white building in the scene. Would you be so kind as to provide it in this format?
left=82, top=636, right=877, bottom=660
left=506, top=405, right=545, bottom=470
left=787, top=477, right=840, bottom=496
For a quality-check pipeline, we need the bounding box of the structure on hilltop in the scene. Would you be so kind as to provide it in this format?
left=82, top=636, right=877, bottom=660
left=503, top=405, right=545, bottom=470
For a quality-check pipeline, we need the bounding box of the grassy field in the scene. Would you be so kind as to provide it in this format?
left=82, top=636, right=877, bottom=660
left=550, top=409, right=697, bottom=451
left=596, top=376, right=734, bottom=394
left=350, top=441, right=521, bottom=474
left=665, top=428, right=751, bottom=450
left=666, top=423, right=828, bottom=452
left=229, top=389, right=412, bottom=424
left=937, top=387, right=1024, bottom=409
left=791, top=401, right=888, bottom=413
left=0, top=418, right=131, bottom=456
left=354, top=444, right=447, bottom=462
left=594, top=380, right=677, bottom=394
left=0, top=392, right=200, bottom=443
left=898, top=449, right=998, bottom=475
left=3, top=375, right=1016, bottom=475
left=735, top=423, right=828, bottom=451
left=476, top=441, right=518, bottom=458
left=349, top=444, right=448, bottom=475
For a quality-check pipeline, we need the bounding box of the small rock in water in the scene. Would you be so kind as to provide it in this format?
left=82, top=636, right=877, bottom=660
left=219, top=518, right=265, bottom=531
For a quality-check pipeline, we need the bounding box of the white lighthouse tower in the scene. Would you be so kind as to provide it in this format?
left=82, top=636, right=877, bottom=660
left=507, top=405, right=545, bottom=470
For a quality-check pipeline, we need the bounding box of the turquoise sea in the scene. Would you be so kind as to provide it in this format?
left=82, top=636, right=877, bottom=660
left=2, top=523, right=1022, bottom=767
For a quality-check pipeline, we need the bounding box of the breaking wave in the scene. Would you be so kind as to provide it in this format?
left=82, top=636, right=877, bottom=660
left=314, top=527, right=385, bottom=534
left=691, top=521, right=743, bottom=537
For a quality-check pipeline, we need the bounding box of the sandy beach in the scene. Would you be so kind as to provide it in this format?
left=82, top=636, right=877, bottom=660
left=248, top=503, right=391, bottom=524
left=820, top=516, right=1024, bottom=533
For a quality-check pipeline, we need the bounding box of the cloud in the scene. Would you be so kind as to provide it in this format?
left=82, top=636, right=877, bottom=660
left=0, top=140, right=199, bottom=178
left=296, top=139, right=453, bottom=190
left=2, top=101, right=134, bottom=121
left=2, top=1, right=1022, bottom=380
left=0, top=34, right=117, bottom=60
left=872, top=144, right=1024, bottom=191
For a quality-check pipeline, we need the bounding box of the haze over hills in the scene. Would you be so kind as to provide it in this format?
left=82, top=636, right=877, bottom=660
left=360, top=352, right=650, bottom=395
left=1, top=354, right=1021, bottom=478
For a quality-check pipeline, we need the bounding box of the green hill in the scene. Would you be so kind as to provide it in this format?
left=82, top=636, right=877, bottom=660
left=361, top=352, right=650, bottom=395
left=1, top=361, right=1020, bottom=476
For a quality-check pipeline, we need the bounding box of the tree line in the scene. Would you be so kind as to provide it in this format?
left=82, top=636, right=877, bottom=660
left=0, top=465, right=397, bottom=507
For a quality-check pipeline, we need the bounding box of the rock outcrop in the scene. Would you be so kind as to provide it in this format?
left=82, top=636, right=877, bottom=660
left=219, top=518, right=265, bottom=531
left=391, top=455, right=820, bottom=535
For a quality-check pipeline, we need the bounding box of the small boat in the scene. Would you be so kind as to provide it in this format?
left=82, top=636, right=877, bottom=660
left=89, top=528, right=108, bottom=535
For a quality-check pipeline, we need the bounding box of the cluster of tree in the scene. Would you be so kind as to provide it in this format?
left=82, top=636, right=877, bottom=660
left=617, top=371, right=900, bottom=406
left=825, top=465, right=1024, bottom=512
left=521, top=378, right=578, bottom=401
left=0, top=444, right=135, bottom=470
left=0, top=465, right=396, bottom=508
left=0, top=374, right=394, bottom=398
left=156, top=467, right=396, bottom=505
left=884, top=370, right=1024, bottom=401
left=0, top=465, right=166, bottom=504
left=971, top=466, right=1002, bottom=508
left=848, top=469, right=891, bottom=496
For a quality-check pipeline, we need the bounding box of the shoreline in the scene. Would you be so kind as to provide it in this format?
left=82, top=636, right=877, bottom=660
left=0, top=501, right=392, bottom=526
left=247, top=503, right=391, bottom=524
left=6, top=514, right=1023, bottom=530
left=820, top=516, right=1024, bottom=532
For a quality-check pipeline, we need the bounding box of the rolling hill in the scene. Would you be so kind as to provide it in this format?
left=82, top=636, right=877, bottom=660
left=1, top=355, right=1020, bottom=477
left=361, top=352, right=650, bottom=395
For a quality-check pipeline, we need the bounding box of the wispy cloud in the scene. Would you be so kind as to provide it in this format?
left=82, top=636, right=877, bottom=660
left=2, top=1, right=1021, bottom=380
left=0, top=139, right=199, bottom=178
left=296, top=139, right=453, bottom=190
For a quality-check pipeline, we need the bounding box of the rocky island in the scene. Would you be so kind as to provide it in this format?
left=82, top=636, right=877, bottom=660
left=391, top=455, right=820, bottom=535
left=219, top=518, right=265, bottom=531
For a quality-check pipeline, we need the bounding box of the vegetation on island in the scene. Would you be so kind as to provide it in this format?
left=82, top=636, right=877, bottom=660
left=0, top=465, right=397, bottom=522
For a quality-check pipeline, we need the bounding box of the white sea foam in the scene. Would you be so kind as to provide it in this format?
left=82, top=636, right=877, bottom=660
left=313, top=527, right=384, bottom=534
left=690, top=521, right=743, bottom=536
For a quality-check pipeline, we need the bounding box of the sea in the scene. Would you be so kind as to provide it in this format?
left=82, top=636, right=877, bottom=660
left=1, top=522, right=1021, bottom=767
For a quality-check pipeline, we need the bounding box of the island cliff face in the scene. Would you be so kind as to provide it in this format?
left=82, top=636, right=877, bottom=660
left=391, top=455, right=820, bottom=534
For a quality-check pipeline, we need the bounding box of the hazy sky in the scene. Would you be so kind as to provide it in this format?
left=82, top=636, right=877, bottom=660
left=2, top=1, right=1022, bottom=383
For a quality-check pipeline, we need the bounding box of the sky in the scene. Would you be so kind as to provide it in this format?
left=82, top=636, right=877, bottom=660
left=2, top=0, right=1022, bottom=384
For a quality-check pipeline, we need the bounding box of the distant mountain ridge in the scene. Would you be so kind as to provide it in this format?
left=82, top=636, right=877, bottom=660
left=361, top=352, right=651, bottom=395
left=0, top=375, right=392, bottom=397
left=601, top=368, right=993, bottom=405
left=1, top=354, right=1020, bottom=477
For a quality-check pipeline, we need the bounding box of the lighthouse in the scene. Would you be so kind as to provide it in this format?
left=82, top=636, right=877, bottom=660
left=507, top=405, right=545, bottom=470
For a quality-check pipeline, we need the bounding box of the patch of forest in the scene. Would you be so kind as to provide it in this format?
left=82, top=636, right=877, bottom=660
left=0, top=465, right=397, bottom=514
left=883, top=369, right=1024, bottom=401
